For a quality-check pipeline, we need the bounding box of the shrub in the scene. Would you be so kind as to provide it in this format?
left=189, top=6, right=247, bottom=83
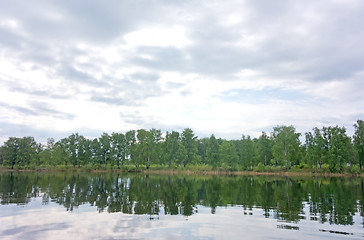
left=314, top=164, right=332, bottom=173
left=254, top=163, right=265, bottom=172
left=350, top=165, right=360, bottom=174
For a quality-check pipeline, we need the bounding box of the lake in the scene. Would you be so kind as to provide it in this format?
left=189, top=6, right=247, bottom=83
left=0, top=172, right=363, bottom=239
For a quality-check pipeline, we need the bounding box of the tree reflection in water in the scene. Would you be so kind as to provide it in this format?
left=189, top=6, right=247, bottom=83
left=0, top=172, right=363, bottom=227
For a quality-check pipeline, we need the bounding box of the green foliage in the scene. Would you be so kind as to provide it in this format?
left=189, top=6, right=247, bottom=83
left=257, top=132, right=273, bottom=166
left=181, top=128, right=198, bottom=166
left=1, top=137, right=40, bottom=168
left=1, top=121, right=363, bottom=173
left=206, top=135, right=220, bottom=166
left=272, top=126, right=301, bottom=170
left=240, top=135, right=257, bottom=169
left=254, top=162, right=265, bottom=172
left=353, top=120, right=364, bottom=170
left=317, top=164, right=330, bottom=173
left=349, top=165, right=360, bottom=174
left=219, top=140, right=238, bottom=169
left=305, top=126, right=351, bottom=173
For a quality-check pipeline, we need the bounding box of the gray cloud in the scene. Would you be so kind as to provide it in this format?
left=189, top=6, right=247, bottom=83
left=3, top=0, right=363, bottom=83
left=0, top=102, right=38, bottom=116
left=31, top=102, right=76, bottom=119
left=1, top=0, right=364, bottom=143
left=0, top=27, right=23, bottom=49
left=0, top=101, right=75, bottom=120
left=90, top=96, right=130, bottom=106
left=119, top=111, right=188, bottom=136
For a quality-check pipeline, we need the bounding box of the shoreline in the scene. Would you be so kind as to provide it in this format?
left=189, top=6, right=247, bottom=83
left=141, top=169, right=363, bottom=177
left=0, top=167, right=363, bottom=177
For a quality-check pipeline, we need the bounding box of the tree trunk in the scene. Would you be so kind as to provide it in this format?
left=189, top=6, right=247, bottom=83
left=284, top=143, right=288, bottom=171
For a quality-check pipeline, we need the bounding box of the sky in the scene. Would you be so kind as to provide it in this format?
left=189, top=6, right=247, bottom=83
left=1, top=0, right=364, bottom=144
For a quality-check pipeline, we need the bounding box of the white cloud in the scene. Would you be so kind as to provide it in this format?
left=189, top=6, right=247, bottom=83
left=0, top=0, right=363, bottom=143
left=124, top=26, right=191, bottom=48
left=0, top=19, right=18, bottom=29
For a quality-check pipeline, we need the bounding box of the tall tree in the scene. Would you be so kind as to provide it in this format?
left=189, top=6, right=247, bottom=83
left=111, top=132, right=127, bottom=168
left=323, top=126, right=351, bottom=172
left=0, top=146, right=3, bottom=165
left=53, top=138, right=68, bottom=166
left=219, top=140, right=238, bottom=168
left=257, top=132, right=273, bottom=166
left=135, top=128, right=163, bottom=169
left=149, top=128, right=163, bottom=166
left=17, top=137, right=39, bottom=166
left=197, top=138, right=209, bottom=164
left=2, top=137, right=19, bottom=168
left=181, top=128, right=198, bottom=166
left=305, top=127, right=327, bottom=169
left=136, top=129, right=149, bottom=168
left=99, top=133, right=112, bottom=166
left=206, top=134, right=220, bottom=166
left=125, top=130, right=137, bottom=167
left=272, top=126, right=301, bottom=170
left=163, top=131, right=180, bottom=166
left=353, top=120, right=364, bottom=170
left=240, top=135, right=257, bottom=169
left=40, top=138, right=55, bottom=166
left=175, top=143, right=187, bottom=167
left=77, top=135, right=92, bottom=167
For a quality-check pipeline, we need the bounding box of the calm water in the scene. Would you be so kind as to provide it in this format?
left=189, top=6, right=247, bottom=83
left=0, top=172, right=363, bottom=239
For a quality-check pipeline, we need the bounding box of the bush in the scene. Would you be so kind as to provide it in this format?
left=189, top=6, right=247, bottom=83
left=218, top=163, right=234, bottom=172
left=253, top=163, right=265, bottom=172
left=298, top=163, right=307, bottom=169
left=81, top=164, right=95, bottom=172
left=350, top=165, right=361, bottom=174
left=318, top=164, right=330, bottom=173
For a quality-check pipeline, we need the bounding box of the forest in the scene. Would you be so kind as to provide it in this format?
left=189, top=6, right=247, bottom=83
left=0, top=120, right=363, bottom=173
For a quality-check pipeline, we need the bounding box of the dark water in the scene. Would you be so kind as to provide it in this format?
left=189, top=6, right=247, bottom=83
left=0, top=172, right=363, bottom=239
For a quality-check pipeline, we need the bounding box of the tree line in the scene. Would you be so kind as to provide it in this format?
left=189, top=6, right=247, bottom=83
left=0, top=120, right=363, bottom=173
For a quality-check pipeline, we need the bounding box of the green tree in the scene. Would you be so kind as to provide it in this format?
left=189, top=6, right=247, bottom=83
left=1, top=137, right=41, bottom=168
left=53, top=138, right=68, bottom=166
left=181, top=128, right=198, bottom=166
left=39, top=138, right=55, bottom=166
left=98, top=133, right=112, bottom=166
left=206, top=134, right=220, bottom=166
left=257, top=132, right=272, bottom=166
left=175, top=143, right=187, bottom=166
left=111, top=132, right=127, bottom=168
left=272, top=126, right=301, bottom=170
left=17, top=137, right=39, bottom=166
left=149, top=128, right=163, bottom=166
left=219, top=140, right=238, bottom=169
left=322, top=126, right=351, bottom=172
left=0, top=146, right=3, bottom=165
left=77, top=135, right=92, bottom=167
left=305, top=127, right=327, bottom=170
left=240, top=135, right=257, bottom=169
left=197, top=138, right=209, bottom=164
left=304, top=131, right=315, bottom=168
left=135, top=129, right=163, bottom=169
left=353, top=120, right=364, bottom=170
left=125, top=130, right=137, bottom=167
left=163, top=131, right=180, bottom=166
left=2, top=137, right=18, bottom=168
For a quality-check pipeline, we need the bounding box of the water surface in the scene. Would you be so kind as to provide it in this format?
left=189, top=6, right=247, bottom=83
left=0, top=172, right=363, bottom=239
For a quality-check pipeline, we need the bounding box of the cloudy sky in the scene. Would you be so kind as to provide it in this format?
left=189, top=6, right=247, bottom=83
left=1, top=0, right=364, bottom=143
